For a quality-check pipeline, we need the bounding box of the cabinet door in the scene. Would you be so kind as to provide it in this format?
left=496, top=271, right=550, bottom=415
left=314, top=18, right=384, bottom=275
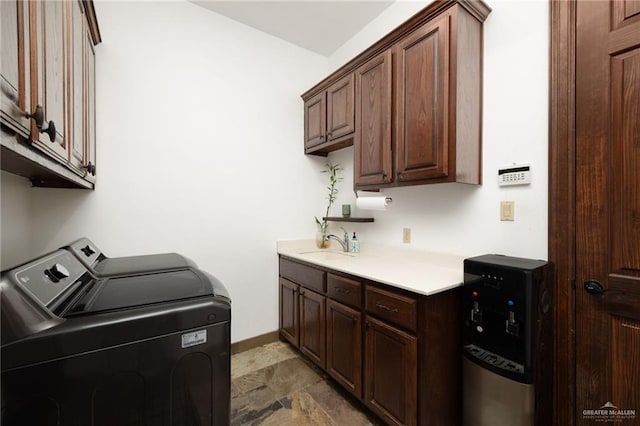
left=395, top=15, right=449, bottom=182
left=1, top=0, right=31, bottom=137
left=299, top=288, right=326, bottom=369
left=69, top=0, right=84, bottom=173
left=355, top=49, right=393, bottom=187
left=327, top=299, right=362, bottom=398
left=32, top=0, right=68, bottom=161
left=365, top=315, right=417, bottom=426
left=84, top=24, right=96, bottom=181
left=279, top=278, right=299, bottom=347
left=326, top=73, right=354, bottom=141
left=304, top=91, right=325, bottom=150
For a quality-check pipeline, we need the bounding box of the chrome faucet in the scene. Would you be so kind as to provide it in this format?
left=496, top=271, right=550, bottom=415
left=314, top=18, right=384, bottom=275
left=325, top=228, right=350, bottom=252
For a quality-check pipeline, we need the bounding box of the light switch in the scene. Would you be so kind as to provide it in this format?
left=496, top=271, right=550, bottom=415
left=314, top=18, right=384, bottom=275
left=500, top=201, right=515, bottom=221
left=403, top=228, right=411, bottom=243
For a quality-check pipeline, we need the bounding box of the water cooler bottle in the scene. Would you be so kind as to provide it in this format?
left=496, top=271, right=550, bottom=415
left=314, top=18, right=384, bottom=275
left=462, top=254, right=553, bottom=426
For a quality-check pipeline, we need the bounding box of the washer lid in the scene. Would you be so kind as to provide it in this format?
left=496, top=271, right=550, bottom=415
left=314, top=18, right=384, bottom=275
left=67, top=269, right=215, bottom=315
left=94, top=253, right=196, bottom=276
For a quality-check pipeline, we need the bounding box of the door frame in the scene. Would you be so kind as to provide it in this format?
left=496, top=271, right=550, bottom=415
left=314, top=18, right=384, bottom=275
left=549, top=0, right=577, bottom=424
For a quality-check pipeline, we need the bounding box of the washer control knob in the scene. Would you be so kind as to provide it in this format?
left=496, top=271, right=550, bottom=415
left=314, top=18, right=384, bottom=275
left=49, top=263, right=70, bottom=280
left=80, top=245, right=95, bottom=256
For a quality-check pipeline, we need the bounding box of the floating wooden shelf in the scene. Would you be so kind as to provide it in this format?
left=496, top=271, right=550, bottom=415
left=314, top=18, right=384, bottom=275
left=323, top=217, right=374, bottom=223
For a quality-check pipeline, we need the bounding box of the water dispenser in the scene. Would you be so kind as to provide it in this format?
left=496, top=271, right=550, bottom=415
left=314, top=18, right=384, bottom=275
left=462, top=254, right=553, bottom=426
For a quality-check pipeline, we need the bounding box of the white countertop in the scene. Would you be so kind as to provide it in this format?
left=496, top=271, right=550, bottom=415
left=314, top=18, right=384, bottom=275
left=277, top=239, right=466, bottom=296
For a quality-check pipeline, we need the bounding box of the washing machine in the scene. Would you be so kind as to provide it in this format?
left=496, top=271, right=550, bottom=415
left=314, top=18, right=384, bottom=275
left=1, top=245, right=231, bottom=426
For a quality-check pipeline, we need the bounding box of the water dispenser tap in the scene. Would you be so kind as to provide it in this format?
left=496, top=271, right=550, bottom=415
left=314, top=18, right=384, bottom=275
left=506, top=311, right=520, bottom=336
left=471, top=301, right=483, bottom=323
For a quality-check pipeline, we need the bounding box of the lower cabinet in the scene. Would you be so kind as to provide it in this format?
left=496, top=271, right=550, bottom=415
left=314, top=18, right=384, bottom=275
left=327, top=299, right=362, bottom=398
left=278, top=255, right=460, bottom=426
left=299, top=287, right=326, bottom=369
left=279, top=278, right=299, bottom=347
left=365, top=315, right=418, bottom=426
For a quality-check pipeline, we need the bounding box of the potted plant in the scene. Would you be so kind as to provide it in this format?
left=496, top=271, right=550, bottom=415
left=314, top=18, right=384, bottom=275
left=315, top=163, right=342, bottom=248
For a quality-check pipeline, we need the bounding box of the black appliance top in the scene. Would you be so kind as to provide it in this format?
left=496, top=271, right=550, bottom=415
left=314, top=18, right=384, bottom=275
left=64, top=237, right=197, bottom=277
left=67, top=269, right=216, bottom=316
left=464, top=254, right=548, bottom=271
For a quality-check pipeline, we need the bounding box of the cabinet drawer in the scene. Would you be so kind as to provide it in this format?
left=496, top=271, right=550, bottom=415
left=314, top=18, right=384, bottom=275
left=366, top=285, right=417, bottom=332
left=327, top=273, right=362, bottom=308
left=280, top=257, right=326, bottom=293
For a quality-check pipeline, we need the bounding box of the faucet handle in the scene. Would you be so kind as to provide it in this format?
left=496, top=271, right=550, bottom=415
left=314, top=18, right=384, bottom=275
left=340, top=227, right=349, bottom=239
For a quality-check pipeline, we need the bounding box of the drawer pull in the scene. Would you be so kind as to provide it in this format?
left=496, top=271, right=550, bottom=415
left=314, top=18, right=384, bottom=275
left=376, top=303, right=399, bottom=313
left=335, top=287, right=351, bottom=294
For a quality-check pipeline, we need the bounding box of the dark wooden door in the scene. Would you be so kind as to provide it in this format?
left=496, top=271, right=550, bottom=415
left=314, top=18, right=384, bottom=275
left=327, top=299, right=362, bottom=398
left=575, top=0, right=640, bottom=422
left=304, top=91, right=325, bottom=150
left=365, top=315, right=417, bottom=426
left=0, top=0, right=31, bottom=137
left=326, top=73, right=354, bottom=141
left=355, top=49, right=392, bottom=188
left=69, top=0, right=85, bottom=173
left=84, top=24, right=96, bottom=182
left=395, top=15, right=449, bottom=183
left=32, top=0, right=67, bottom=161
left=299, top=288, right=326, bottom=369
left=279, top=278, right=299, bottom=348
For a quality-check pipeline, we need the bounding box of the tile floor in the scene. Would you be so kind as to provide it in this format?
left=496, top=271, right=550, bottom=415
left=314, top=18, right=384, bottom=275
left=230, top=341, right=382, bottom=425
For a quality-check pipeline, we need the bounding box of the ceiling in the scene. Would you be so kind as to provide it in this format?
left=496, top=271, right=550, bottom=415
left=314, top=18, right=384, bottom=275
left=191, top=1, right=395, bottom=56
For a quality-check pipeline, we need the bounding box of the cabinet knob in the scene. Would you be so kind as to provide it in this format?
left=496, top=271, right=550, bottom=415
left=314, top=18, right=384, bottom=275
left=327, top=132, right=332, bottom=138
left=25, top=105, right=56, bottom=142
left=319, top=135, right=325, bottom=141
left=25, top=105, right=45, bottom=128
left=83, top=161, right=96, bottom=176
left=41, top=120, right=56, bottom=143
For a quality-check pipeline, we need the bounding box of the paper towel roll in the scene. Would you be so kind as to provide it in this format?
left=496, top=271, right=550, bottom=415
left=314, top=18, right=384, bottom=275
left=356, top=196, right=389, bottom=211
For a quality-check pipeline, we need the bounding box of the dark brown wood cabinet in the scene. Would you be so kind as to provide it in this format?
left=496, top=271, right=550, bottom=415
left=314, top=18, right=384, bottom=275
left=0, top=0, right=100, bottom=189
left=278, top=255, right=461, bottom=426
left=278, top=257, right=327, bottom=369
left=303, top=73, right=355, bottom=155
left=279, top=278, right=299, bottom=347
left=0, top=0, right=32, bottom=138
left=394, top=14, right=449, bottom=183
left=68, top=0, right=96, bottom=183
left=355, top=50, right=393, bottom=187
left=302, top=0, right=490, bottom=189
left=31, top=0, right=67, bottom=162
left=365, top=315, right=418, bottom=426
left=299, top=287, right=326, bottom=369
left=327, top=298, right=362, bottom=398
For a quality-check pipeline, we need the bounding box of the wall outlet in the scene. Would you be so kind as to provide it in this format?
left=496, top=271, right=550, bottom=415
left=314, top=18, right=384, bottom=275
left=500, top=201, right=515, bottom=221
left=403, top=227, right=411, bottom=243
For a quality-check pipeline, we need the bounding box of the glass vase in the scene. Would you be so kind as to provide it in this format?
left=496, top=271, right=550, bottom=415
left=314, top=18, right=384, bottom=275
left=315, top=223, right=329, bottom=249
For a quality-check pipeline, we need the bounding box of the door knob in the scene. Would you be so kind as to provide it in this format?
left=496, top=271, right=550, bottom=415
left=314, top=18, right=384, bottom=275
left=584, top=280, right=605, bottom=295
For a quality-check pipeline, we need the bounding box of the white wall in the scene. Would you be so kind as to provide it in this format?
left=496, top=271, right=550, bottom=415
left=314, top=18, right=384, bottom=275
left=325, top=0, right=549, bottom=260
left=0, top=172, right=34, bottom=269
left=22, top=0, right=329, bottom=343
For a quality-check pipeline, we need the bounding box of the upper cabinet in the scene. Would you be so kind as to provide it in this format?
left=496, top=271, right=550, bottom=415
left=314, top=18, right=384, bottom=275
left=1, top=0, right=32, bottom=138
left=394, top=15, right=450, bottom=184
left=302, top=0, right=491, bottom=189
left=354, top=50, right=392, bottom=187
left=303, top=73, right=355, bottom=155
left=1, top=0, right=100, bottom=189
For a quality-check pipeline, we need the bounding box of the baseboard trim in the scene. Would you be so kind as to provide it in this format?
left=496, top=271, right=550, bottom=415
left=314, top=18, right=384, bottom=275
left=231, top=330, right=280, bottom=355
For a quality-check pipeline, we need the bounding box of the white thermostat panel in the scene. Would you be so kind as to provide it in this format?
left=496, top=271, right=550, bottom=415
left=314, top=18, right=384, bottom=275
left=498, top=164, right=531, bottom=186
